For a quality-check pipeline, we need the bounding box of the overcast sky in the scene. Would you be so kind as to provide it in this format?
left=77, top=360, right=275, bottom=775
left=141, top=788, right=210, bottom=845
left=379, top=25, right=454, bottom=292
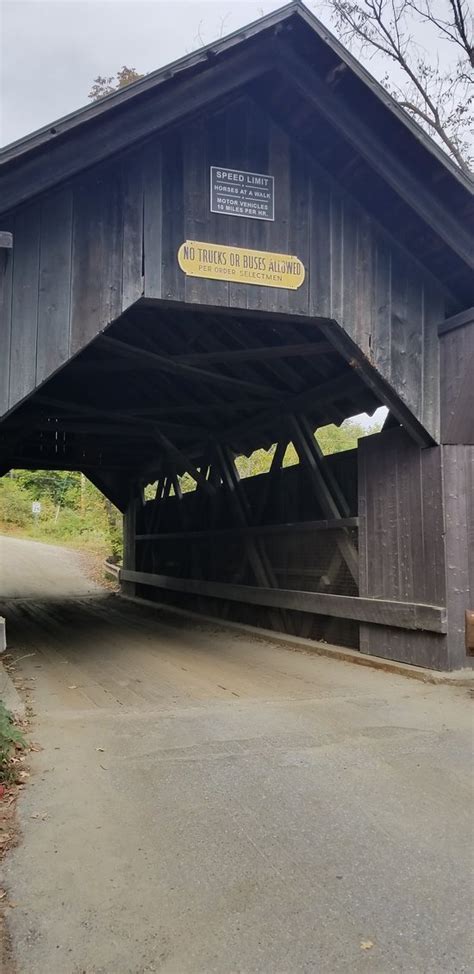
left=1, top=0, right=307, bottom=146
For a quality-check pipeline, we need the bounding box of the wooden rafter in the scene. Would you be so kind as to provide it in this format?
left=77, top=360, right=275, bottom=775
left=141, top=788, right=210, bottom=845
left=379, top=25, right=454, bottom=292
left=288, top=414, right=358, bottom=584
left=99, top=335, right=278, bottom=399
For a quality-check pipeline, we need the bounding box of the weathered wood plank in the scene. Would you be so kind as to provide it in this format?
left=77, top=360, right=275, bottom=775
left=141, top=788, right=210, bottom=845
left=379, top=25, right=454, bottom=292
left=9, top=203, right=41, bottom=408
left=443, top=445, right=474, bottom=668
left=135, top=516, right=359, bottom=542
left=70, top=164, right=123, bottom=355
left=142, top=139, right=163, bottom=301
left=440, top=321, right=474, bottom=444
left=358, top=427, right=449, bottom=667
left=37, top=188, right=73, bottom=385
left=438, top=307, right=474, bottom=336
left=0, top=225, right=13, bottom=415
left=122, top=152, right=145, bottom=309
left=120, top=569, right=447, bottom=633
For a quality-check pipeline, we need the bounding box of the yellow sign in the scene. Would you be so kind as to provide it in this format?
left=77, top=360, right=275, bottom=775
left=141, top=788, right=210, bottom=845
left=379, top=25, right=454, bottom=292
left=177, top=240, right=305, bottom=290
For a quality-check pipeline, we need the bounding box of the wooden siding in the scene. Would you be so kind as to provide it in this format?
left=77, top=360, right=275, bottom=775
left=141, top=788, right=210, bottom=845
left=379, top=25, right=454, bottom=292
left=358, top=427, right=449, bottom=669
left=443, top=446, right=474, bottom=668
left=1, top=97, right=450, bottom=435
left=0, top=153, right=145, bottom=415
left=440, top=317, right=474, bottom=444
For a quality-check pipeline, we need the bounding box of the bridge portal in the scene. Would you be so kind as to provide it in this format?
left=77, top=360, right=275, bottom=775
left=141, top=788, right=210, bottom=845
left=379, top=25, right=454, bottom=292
left=1, top=2, right=473, bottom=670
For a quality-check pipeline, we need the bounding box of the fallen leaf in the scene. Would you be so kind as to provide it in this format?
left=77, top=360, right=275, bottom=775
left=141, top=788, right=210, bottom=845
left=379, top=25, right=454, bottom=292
left=360, top=940, right=374, bottom=950
left=96, top=747, right=105, bottom=753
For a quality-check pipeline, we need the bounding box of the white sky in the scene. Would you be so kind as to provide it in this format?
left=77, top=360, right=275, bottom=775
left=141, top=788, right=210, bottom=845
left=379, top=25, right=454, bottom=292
left=1, top=0, right=301, bottom=145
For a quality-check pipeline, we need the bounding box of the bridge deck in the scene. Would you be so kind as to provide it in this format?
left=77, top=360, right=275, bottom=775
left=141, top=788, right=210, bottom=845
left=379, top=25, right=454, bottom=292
left=1, top=537, right=473, bottom=973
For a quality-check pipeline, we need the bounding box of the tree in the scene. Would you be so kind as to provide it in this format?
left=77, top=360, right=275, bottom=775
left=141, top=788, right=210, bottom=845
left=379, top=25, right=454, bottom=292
left=88, top=66, right=144, bottom=101
left=325, top=0, right=473, bottom=171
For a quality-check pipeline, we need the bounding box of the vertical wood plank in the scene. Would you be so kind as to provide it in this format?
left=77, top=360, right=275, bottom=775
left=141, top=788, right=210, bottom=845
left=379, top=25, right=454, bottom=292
left=372, top=236, right=392, bottom=381
left=358, top=428, right=448, bottom=668
left=443, top=445, right=473, bottom=669
left=422, top=282, right=443, bottom=441
left=308, top=172, right=331, bottom=319
left=0, top=222, right=13, bottom=416
left=161, top=130, right=185, bottom=303
left=122, top=151, right=145, bottom=308
left=70, top=163, right=123, bottom=355
left=329, top=190, right=343, bottom=322
left=37, top=188, right=73, bottom=385
left=9, top=202, right=41, bottom=408
left=143, top=137, right=163, bottom=301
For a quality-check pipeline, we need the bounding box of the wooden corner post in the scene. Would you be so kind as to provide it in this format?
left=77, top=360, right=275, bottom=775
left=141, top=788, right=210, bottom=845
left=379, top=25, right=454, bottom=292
left=122, top=489, right=139, bottom=597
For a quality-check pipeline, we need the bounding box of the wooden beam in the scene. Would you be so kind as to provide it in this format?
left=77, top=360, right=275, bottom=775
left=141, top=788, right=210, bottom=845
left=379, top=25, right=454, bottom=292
left=219, top=371, right=363, bottom=443
left=178, top=341, right=334, bottom=364
left=289, top=414, right=358, bottom=583
left=438, top=307, right=474, bottom=336
left=153, top=429, right=216, bottom=496
left=33, top=395, right=206, bottom=438
left=135, top=516, right=359, bottom=542
left=99, top=335, right=277, bottom=398
left=29, top=418, right=203, bottom=438
left=276, top=41, right=473, bottom=268
left=120, top=570, right=447, bottom=633
left=315, top=321, right=435, bottom=448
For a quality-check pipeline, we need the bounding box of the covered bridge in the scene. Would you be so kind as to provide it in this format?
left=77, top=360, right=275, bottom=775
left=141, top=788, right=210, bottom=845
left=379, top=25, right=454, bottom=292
left=0, top=0, right=473, bottom=670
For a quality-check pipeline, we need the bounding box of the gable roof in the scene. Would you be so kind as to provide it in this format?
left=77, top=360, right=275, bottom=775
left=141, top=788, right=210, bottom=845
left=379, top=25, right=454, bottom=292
left=1, top=0, right=472, bottom=299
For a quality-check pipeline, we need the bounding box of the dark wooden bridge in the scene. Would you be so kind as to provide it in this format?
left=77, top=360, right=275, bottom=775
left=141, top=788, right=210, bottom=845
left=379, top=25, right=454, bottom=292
left=0, top=1, right=473, bottom=670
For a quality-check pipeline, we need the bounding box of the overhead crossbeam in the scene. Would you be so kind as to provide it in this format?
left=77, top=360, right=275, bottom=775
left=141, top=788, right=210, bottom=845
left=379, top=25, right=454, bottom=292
left=98, top=335, right=279, bottom=399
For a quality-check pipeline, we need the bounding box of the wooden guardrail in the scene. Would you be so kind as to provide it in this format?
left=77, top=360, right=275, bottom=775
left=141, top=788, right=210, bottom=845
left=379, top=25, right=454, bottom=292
left=104, top=559, right=121, bottom=581
left=119, top=569, right=447, bottom=634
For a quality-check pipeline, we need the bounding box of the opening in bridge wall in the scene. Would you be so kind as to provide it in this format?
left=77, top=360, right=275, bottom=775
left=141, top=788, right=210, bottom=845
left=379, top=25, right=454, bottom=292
left=135, top=449, right=360, bottom=650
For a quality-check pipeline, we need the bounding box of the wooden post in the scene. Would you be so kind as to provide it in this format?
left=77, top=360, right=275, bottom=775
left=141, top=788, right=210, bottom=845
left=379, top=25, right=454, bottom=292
left=122, top=490, right=138, bottom=597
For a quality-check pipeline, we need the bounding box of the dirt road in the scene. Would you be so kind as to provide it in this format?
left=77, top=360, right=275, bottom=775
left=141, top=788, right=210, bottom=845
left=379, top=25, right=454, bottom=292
left=0, top=536, right=473, bottom=973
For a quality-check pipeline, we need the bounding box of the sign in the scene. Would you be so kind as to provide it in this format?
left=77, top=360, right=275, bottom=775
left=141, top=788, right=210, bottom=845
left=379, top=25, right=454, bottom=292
left=210, top=167, right=274, bottom=221
left=32, top=501, right=41, bottom=516
left=178, top=241, right=305, bottom=290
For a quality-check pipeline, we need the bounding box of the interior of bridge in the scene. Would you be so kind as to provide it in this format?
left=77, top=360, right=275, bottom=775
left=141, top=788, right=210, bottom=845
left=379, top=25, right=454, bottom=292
left=1, top=302, right=405, bottom=652
left=0, top=300, right=394, bottom=508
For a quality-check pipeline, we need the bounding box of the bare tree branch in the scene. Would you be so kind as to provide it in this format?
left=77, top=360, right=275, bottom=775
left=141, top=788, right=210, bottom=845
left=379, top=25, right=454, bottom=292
left=325, top=0, right=473, bottom=171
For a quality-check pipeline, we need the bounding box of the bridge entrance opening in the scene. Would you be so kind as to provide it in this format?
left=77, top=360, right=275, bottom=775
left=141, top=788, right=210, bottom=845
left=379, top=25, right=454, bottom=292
left=1, top=3, right=472, bottom=670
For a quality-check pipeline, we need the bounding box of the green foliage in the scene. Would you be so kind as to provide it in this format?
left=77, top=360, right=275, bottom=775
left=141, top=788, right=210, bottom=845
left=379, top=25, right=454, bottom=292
left=0, top=477, right=33, bottom=526
left=235, top=417, right=383, bottom=479
left=88, top=66, right=144, bottom=101
left=0, top=471, right=122, bottom=558
left=316, top=419, right=377, bottom=455
left=0, top=701, right=26, bottom=784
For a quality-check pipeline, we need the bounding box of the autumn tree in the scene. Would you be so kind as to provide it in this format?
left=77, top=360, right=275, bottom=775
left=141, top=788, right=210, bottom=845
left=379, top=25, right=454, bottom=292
left=325, top=0, right=473, bottom=171
left=88, top=66, right=144, bottom=101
